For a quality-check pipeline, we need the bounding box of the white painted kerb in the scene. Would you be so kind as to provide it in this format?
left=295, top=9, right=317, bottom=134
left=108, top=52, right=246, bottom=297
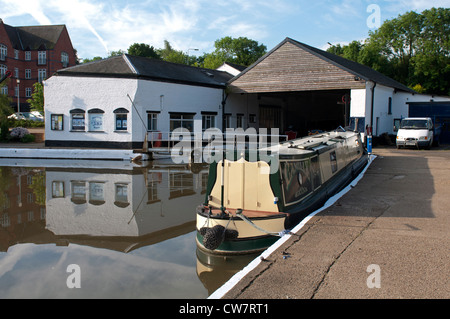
left=0, top=148, right=135, bottom=161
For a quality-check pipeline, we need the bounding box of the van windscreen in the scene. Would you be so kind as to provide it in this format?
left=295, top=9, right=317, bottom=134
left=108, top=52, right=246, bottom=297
left=400, top=120, right=428, bottom=129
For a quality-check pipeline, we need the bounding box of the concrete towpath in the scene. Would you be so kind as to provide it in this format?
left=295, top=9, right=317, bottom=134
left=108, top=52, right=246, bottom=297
left=217, top=147, right=450, bottom=299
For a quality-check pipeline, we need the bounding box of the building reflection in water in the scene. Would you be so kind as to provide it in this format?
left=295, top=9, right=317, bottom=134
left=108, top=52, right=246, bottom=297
left=0, top=161, right=209, bottom=253
left=0, top=161, right=261, bottom=296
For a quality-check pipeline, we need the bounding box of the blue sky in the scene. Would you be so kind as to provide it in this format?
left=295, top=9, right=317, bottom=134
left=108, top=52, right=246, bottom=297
left=1, top=0, right=449, bottom=60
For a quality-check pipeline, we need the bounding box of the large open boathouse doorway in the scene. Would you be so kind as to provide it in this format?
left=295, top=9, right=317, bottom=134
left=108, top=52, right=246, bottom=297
left=256, top=89, right=351, bottom=137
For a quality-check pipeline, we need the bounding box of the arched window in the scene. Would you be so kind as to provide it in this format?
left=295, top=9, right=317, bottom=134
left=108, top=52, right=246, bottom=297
left=88, top=108, right=105, bottom=132
left=114, top=108, right=129, bottom=131
left=70, top=109, right=85, bottom=131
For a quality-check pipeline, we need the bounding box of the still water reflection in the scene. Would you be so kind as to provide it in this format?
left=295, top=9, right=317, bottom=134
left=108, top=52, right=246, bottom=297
left=0, top=159, right=256, bottom=298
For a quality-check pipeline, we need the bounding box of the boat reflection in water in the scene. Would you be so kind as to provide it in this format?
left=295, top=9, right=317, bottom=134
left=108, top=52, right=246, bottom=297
left=0, top=159, right=223, bottom=298
left=196, top=248, right=259, bottom=295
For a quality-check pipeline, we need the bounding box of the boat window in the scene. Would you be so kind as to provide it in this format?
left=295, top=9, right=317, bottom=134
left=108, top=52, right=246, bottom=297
left=280, top=159, right=313, bottom=205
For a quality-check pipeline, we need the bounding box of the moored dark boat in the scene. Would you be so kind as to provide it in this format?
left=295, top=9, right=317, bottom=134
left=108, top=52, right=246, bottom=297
left=196, top=129, right=368, bottom=255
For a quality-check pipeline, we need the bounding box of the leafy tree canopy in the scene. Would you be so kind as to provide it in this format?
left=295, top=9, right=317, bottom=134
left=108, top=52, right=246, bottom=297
left=202, top=36, right=267, bottom=69
left=79, top=37, right=267, bottom=71
left=327, top=7, right=450, bottom=96
left=27, top=82, right=44, bottom=114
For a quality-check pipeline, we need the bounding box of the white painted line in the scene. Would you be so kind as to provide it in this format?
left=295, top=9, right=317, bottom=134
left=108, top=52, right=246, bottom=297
left=208, top=155, right=376, bottom=299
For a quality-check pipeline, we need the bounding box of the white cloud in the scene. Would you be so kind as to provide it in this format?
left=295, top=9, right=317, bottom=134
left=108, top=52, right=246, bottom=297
left=1, top=0, right=52, bottom=25
left=385, top=0, right=450, bottom=12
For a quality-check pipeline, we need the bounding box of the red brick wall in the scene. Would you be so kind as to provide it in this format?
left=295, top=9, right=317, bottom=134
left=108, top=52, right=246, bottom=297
left=0, top=23, right=77, bottom=112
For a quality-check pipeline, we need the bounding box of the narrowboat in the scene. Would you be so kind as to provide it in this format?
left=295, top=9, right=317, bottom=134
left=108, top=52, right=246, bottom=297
left=196, top=129, right=368, bottom=255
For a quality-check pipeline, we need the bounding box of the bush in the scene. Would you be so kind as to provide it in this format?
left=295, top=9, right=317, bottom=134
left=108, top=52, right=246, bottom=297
left=0, top=120, right=9, bottom=141
left=21, top=134, right=35, bottom=143
left=8, top=118, right=44, bottom=128
left=10, top=127, right=30, bottom=139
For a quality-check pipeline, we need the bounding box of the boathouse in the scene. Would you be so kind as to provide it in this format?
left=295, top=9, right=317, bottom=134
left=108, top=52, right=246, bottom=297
left=227, top=37, right=450, bottom=140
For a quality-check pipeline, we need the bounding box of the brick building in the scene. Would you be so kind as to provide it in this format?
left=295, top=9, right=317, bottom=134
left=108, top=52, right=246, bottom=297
left=0, top=19, right=77, bottom=112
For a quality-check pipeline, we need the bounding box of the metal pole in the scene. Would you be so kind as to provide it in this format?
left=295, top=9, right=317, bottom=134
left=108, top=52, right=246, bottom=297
left=17, top=79, right=20, bottom=113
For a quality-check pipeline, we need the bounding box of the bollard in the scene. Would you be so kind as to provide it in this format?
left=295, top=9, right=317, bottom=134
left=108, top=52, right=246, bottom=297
left=367, top=135, right=373, bottom=155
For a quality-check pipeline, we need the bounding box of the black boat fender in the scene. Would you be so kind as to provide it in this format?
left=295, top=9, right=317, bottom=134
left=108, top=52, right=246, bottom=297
left=202, top=225, right=239, bottom=250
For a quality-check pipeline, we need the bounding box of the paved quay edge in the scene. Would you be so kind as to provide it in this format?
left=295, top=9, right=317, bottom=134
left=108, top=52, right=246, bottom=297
left=213, top=147, right=450, bottom=299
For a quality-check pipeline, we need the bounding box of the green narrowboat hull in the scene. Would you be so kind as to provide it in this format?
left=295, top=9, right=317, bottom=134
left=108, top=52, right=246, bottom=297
left=196, top=130, right=368, bottom=255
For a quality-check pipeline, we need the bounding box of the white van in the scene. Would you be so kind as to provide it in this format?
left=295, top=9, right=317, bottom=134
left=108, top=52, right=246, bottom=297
left=396, top=117, right=434, bottom=149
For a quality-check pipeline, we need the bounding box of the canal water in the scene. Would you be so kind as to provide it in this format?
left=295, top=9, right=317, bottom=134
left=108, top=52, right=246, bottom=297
left=0, top=159, right=258, bottom=299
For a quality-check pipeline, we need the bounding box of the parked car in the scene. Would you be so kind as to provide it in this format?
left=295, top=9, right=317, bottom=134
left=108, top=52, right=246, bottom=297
left=396, top=117, right=434, bottom=149
left=30, top=111, right=44, bottom=120
left=8, top=112, right=43, bottom=122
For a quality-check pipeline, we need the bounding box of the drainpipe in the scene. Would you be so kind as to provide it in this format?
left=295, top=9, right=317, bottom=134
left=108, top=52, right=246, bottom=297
left=370, top=81, right=377, bottom=132
left=220, top=88, right=229, bottom=214
left=368, top=81, right=377, bottom=155
left=221, top=89, right=229, bottom=131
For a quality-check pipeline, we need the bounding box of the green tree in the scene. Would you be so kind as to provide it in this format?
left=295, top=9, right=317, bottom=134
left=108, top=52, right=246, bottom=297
left=202, top=36, right=267, bottom=69
left=412, top=8, right=450, bottom=95
left=27, top=82, right=44, bottom=115
left=128, top=43, right=161, bottom=59
left=327, top=8, right=450, bottom=95
left=0, top=80, right=13, bottom=140
left=82, top=56, right=103, bottom=63
left=158, top=40, right=191, bottom=64
left=108, top=49, right=126, bottom=57
left=0, top=81, right=13, bottom=117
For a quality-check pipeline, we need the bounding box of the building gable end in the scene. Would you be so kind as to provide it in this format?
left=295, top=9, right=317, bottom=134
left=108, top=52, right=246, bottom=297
left=229, top=40, right=365, bottom=93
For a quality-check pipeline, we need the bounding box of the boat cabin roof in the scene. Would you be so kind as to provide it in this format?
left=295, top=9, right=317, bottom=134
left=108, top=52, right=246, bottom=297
left=267, top=130, right=357, bottom=158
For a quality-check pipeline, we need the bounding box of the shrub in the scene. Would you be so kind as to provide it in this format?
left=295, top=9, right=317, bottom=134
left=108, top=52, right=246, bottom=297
left=10, top=127, right=30, bottom=139
left=0, top=120, right=9, bottom=141
left=21, top=134, right=35, bottom=143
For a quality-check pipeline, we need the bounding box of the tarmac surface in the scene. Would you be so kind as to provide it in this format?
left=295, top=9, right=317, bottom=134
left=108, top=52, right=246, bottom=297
left=219, top=146, right=450, bottom=299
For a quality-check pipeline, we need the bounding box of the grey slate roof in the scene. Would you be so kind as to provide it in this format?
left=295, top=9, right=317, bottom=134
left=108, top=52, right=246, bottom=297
left=3, top=23, right=66, bottom=50
left=231, top=37, right=416, bottom=93
left=56, top=54, right=233, bottom=88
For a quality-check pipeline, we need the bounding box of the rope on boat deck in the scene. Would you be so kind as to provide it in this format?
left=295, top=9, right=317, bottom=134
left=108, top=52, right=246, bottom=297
left=235, top=212, right=293, bottom=237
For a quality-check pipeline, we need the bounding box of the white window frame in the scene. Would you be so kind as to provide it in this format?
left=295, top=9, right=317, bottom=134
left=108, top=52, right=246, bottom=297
left=25, top=51, right=31, bottom=61
left=0, top=64, right=6, bottom=77
left=25, top=69, right=31, bottom=79
left=38, top=51, right=46, bottom=65
left=0, top=44, right=7, bottom=61
left=14, top=49, right=19, bottom=60
left=147, top=112, right=158, bottom=131
left=202, top=114, right=216, bottom=130
left=38, top=69, right=46, bottom=82
left=61, top=52, right=69, bottom=67
left=170, top=113, right=194, bottom=132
